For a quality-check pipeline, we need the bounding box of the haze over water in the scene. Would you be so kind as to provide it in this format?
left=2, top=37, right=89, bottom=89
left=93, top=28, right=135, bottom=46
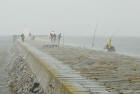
left=0, top=35, right=139, bottom=57
left=65, top=36, right=140, bottom=57
left=0, top=0, right=140, bottom=58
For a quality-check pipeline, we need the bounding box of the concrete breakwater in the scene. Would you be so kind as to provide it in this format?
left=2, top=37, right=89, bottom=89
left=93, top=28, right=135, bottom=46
left=7, top=42, right=45, bottom=94
left=8, top=38, right=140, bottom=94
left=27, top=39, right=140, bottom=94
left=7, top=41, right=109, bottom=94
left=8, top=56, right=45, bottom=94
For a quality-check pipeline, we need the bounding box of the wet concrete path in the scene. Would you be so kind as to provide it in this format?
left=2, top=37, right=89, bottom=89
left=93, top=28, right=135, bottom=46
left=28, top=39, right=140, bottom=94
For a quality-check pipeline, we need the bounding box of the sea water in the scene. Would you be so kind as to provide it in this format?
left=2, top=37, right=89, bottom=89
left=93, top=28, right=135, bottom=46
left=1, top=35, right=139, bottom=57
left=0, top=36, right=12, bottom=93
left=64, top=36, right=140, bottom=57
left=0, top=36, right=12, bottom=49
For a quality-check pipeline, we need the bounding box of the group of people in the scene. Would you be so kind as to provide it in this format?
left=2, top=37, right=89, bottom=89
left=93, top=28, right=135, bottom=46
left=20, top=31, right=62, bottom=43
left=20, top=30, right=114, bottom=51
left=50, top=31, right=62, bottom=44
left=20, top=33, right=35, bottom=42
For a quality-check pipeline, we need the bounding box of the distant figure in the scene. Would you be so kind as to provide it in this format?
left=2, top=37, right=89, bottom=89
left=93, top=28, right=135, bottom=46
left=53, top=33, right=56, bottom=42
left=106, top=38, right=112, bottom=48
left=29, top=33, right=32, bottom=40
left=50, top=31, right=54, bottom=42
left=105, top=38, right=115, bottom=52
left=29, top=33, right=32, bottom=37
left=21, top=33, right=25, bottom=42
left=58, top=33, right=62, bottom=45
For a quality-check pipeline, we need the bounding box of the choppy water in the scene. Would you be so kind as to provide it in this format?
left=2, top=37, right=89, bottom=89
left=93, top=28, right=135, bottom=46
left=0, top=36, right=12, bottom=94
left=0, top=36, right=12, bottom=49
left=64, top=36, right=140, bottom=57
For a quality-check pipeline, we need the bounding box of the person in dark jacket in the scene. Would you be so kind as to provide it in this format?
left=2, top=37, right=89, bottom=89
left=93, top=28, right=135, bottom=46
left=21, top=33, right=25, bottom=42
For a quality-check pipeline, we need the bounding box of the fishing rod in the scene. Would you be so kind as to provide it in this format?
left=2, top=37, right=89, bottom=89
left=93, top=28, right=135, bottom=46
left=92, top=24, right=98, bottom=47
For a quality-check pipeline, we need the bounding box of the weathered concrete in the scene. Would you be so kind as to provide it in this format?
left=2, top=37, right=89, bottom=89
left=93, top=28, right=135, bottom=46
left=8, top=55, right=45, bottom=94
left=27, top=39, right=140, bottom=94
left=9, top=40, right=109, bottom=94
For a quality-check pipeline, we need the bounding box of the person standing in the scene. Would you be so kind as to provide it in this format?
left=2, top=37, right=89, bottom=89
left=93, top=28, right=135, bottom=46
left=58, top=33, right=62, bottom=45
left=53, top=33, right=56, bottom=43
left=21, top=33, right=25, bottom=42
left=106, top=38, right=112, bottom=48
left=50, top=31, right=54, bottom=42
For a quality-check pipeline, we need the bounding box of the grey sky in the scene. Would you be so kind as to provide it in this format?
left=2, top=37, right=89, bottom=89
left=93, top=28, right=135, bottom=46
left=0, top=0, right=140, bottom=36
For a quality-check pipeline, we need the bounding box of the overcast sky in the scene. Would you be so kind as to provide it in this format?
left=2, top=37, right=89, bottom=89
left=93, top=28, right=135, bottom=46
left=0, top=0, right=140, bottom=36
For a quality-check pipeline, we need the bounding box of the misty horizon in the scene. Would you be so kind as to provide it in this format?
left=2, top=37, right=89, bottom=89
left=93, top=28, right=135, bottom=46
left=0, top=0, right=140, bottom=37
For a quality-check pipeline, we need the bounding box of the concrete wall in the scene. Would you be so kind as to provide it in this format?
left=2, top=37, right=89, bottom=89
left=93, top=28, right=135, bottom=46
left=13, top=41, right=109, bottom=94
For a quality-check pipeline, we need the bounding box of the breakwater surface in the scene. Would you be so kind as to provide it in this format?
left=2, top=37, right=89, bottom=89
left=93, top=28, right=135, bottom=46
left=8, top=39, right=109, bottom=94
left=27, top=38, right=140, bottom=94
left=3, top=36, right=140, bottom=94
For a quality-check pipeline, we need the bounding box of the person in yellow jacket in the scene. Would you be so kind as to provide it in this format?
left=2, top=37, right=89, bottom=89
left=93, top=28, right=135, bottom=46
left=107, top=38, right=112, bottom=48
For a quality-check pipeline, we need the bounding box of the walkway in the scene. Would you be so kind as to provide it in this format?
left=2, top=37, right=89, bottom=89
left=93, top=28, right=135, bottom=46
left=27, top=39, right=140, bottom=94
